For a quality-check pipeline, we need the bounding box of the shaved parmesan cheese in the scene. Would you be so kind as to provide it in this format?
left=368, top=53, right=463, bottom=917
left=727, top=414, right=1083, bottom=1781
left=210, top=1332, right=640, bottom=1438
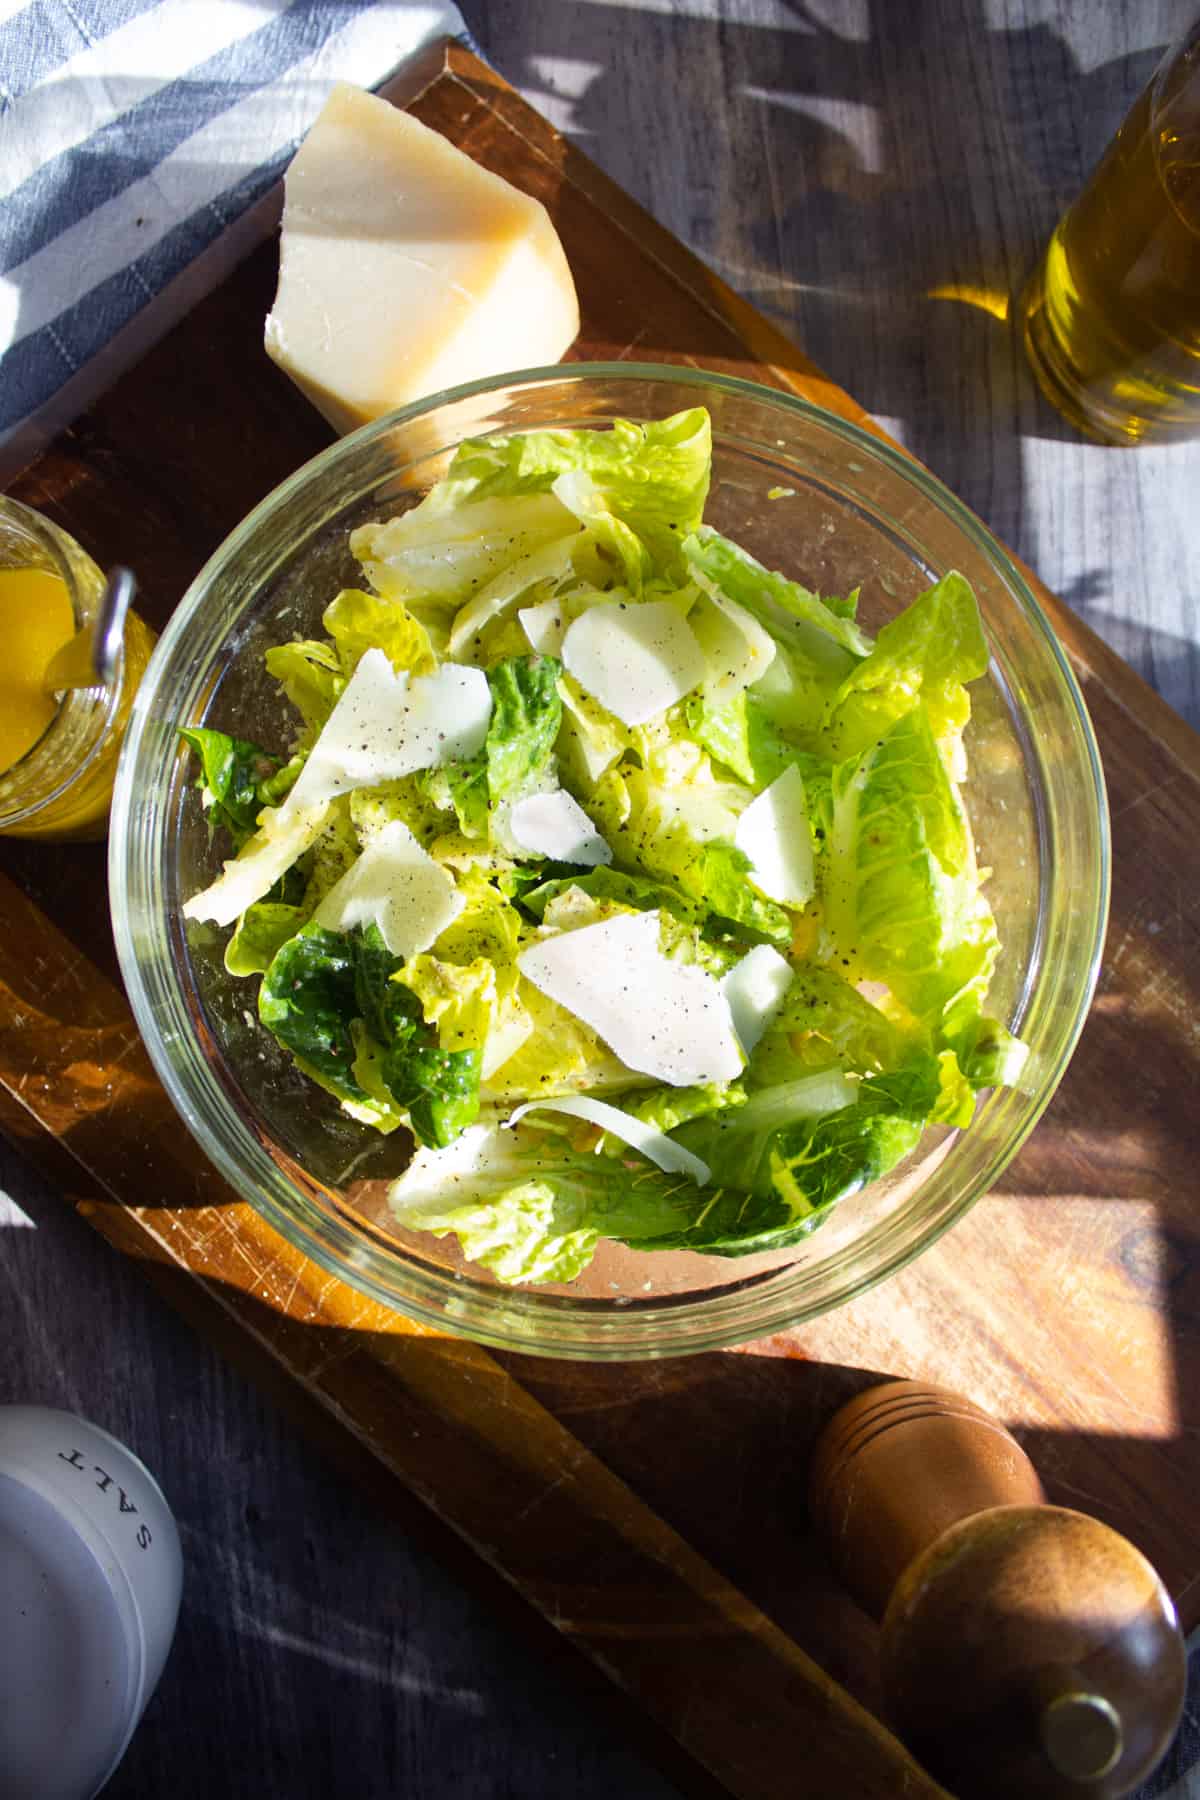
left=506, top=1095, right=710, bottom=1185
left=723, top=945, right=793, bottom=1055
left=562, top=600, right=708, bottom=728
left=689, top=587, right=777, bottom=705
left=447, top=533, right=578, bottom=660
left=289, top=650, right=491, bottom=810
left=517, top=910, right=743, bottom=1086
left=383, top=1122, right=500, bottom=1216
left=182, top=800, right=330, bottom=928
left=508, top=790, right=613, bottom=866
left=734, top=764, right=814, bottom=907
left=518, top=596, right=568, bottom=657
left=313, top=818, right=463, bottom=957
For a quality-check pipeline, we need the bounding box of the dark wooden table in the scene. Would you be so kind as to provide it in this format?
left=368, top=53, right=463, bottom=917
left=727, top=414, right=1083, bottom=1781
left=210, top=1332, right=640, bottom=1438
left=3, top=4, right=1198, bottom=1797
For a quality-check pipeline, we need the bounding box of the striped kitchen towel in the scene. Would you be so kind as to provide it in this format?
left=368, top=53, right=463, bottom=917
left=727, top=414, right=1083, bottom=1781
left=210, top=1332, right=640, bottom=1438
left=0, top=0, right=466, bottom=468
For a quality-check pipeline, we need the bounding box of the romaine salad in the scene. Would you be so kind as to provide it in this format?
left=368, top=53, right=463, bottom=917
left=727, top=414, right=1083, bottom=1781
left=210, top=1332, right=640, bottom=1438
left=182, top=408, right=1026, bottom=1287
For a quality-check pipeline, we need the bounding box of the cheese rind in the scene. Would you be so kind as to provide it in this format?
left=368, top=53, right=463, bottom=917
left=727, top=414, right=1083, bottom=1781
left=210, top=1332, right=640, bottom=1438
left=265, top=84, right=580, bottom=434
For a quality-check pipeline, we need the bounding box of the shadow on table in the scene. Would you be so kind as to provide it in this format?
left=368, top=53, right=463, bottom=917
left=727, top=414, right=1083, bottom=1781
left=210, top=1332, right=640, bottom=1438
left=5, top=1083, right=1197, bottom=1798
left=465, top=0, right=1169, bottom=538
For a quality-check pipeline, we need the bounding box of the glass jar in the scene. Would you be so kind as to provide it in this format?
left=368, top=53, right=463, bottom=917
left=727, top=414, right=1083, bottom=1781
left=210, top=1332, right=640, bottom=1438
left=0, top=497, right=155, bottom=840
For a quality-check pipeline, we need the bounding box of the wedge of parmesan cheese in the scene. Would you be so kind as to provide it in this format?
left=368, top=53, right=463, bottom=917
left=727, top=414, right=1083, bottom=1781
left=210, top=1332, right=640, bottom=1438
left=265, top=84, right=580, bottom=434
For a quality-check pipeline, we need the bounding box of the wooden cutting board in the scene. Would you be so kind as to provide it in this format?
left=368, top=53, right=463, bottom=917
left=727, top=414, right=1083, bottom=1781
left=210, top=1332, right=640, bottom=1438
left=3, top=39, right=1198, bottom=1800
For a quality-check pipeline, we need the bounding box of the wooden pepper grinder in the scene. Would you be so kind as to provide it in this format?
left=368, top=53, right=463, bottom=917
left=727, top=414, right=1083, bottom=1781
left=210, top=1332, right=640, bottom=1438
left=809, top=1381, right=1186, bottom=1799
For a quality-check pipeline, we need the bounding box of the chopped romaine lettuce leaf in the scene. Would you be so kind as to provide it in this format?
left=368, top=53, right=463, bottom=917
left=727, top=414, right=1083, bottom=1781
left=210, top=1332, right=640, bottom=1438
left=260, top=921, right=480, bottom=1149
left=323, top=587, right=435, bottom=678
left=263, top=640, right=343, bottom=741
left=818, top=569, right=989, bottom=768
left=684, top=527, right=872, bottom=660
left=178, top=727, right=282, bottom=847
left=352, top=492, right=578, bottom=618
left=430, top=407, right=711, bottom=574
left=822, top=705, right=998, bottom=1040
left=440, top=654, right=563, bottom=841
left=259, top=922, right=376, bottom=1105
left=224, top=900, right=308, bottom=977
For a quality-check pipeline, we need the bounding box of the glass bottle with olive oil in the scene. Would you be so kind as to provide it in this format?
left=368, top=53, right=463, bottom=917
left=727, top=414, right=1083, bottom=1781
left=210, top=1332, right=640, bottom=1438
left=1021, top=20, right=1200, bottom=444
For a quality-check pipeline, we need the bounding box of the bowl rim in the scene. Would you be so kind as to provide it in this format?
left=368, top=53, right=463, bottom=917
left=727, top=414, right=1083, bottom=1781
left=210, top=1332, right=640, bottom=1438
left=110, top=360, right=1111, bottom=1359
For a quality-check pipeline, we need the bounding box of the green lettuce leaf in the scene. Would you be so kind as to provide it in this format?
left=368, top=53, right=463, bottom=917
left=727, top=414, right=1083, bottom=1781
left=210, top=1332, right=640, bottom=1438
left=385, top=1056, right=920, bottom=1281
left=691, top=842, right=792, bottom=944
left=179, top=727, right=283, bottom=847
left=430, top=870, right=525, bottom=969
left=949, top=1012, right=1030, bottom=1090
left=259, top=922, right=480, bottom=1147
left=683, top=691, right=796, bottom=789
left=749, top=963, right=913, bottom=1083
left=519, top=865, right=702, bottom=927
left=822, top=706, right=999, bottom=1046
left=351, top=492, right=578, bottom=622
left=439, top=655, right=563, bottom=840
left=224, top=900, right=308, bottom=977
left=683, top=527, right=872, bottom=659
left=681, top=528, right=870, bottom=737
left=259, top=923, right=376, bottom=1105
left=430, top=408, right=712, bottom=574
left=482, top=655, right=563, bottom=801
left=384, top=1118, right=800, bottom=1284
left=617, top=1080, right=745, bottom=1136
left=323, top=587, right=435, bottom=678
left=671, top=1052, right=971, bottom=1243
left=351, top=924, right=482, bottom=1147
left=818, top=569, right=989, bottom=766
left=556, top=673, right=629, bottom=791
left=584, top=763, right=791, bottom=945
left=385, top=1037, right=976, bottom=1284
left=549, top=467, right=650, bottom=592
left=397, top=953, right=533, bottom=1082
left=263, top=639, right=344, bottom=741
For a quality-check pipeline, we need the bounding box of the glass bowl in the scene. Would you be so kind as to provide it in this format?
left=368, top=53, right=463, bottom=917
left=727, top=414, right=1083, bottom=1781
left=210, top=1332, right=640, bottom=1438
left=109, top=366, right=1109, bottom=1359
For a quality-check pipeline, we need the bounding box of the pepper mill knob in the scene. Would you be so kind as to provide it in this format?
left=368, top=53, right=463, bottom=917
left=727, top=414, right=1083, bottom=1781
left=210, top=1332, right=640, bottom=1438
left=809, top=1381, right=1186, bottom=1799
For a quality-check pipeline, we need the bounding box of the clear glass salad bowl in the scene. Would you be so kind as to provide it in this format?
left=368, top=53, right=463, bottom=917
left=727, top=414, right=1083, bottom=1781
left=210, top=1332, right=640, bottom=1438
left=110, top=366, right=1109, bottom=1359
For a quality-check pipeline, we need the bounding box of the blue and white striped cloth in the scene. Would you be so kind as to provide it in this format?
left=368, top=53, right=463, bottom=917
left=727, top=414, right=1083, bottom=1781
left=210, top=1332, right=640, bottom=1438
left=0, top=0, right=464, bottom=466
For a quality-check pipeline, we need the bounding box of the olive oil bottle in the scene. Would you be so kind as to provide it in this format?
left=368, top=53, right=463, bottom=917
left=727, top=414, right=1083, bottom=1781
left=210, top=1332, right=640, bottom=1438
left=1021, top=22, right=1200, bottom=444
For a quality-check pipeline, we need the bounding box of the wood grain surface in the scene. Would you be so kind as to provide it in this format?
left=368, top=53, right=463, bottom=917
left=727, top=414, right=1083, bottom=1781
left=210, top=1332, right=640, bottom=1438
left=3, top=8, right=1199, bottom=1800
